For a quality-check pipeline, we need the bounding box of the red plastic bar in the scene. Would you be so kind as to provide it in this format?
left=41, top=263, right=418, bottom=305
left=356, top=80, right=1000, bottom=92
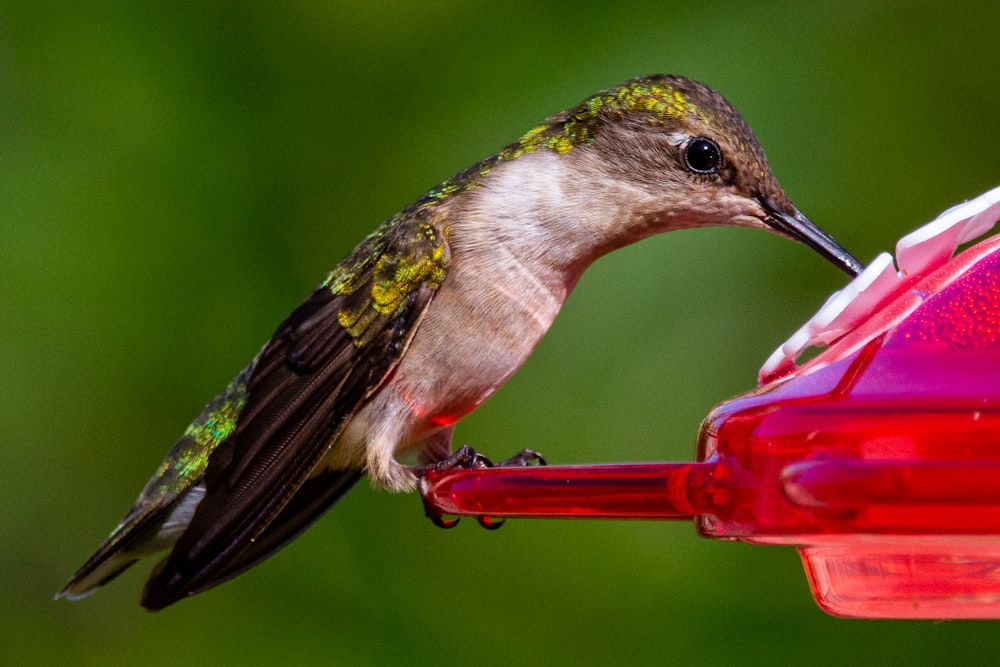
left=423, top=460, right=730, bottom=521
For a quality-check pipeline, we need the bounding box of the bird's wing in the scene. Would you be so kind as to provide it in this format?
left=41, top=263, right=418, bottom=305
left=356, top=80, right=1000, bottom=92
left=141, top=217, right=450, bottom=610
left=167, top=467, right=364, bottom=599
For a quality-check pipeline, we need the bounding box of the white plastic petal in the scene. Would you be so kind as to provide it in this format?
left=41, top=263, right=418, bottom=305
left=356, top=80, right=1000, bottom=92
left=759, top=186, right=1000, bottom=384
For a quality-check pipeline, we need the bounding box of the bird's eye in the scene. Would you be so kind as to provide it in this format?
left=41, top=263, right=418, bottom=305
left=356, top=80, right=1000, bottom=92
left=684, top=138, right=722, bottom=174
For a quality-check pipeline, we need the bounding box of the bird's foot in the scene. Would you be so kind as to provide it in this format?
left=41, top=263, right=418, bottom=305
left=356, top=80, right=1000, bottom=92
left=497, top=448, right=546, bottom=467
left=416, top=445, right=546, bottom=529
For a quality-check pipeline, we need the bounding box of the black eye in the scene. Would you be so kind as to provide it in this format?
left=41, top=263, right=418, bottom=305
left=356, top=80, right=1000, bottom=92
left=684, top=138, right=722, bottom=174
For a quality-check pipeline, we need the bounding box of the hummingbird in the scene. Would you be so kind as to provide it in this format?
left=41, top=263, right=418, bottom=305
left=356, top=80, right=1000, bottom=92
left=57, top=74, right=863, bottom=610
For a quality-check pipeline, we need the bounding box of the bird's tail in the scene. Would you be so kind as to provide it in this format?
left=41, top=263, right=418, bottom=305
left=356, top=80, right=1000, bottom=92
left=55, top=553, right=140, bottom=601
left=57, top=468, right=363, bottom=606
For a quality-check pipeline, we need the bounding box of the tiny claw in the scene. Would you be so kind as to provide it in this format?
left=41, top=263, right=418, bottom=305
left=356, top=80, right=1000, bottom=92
left=497, top=448, right=547, bottom=467
left=424, top=498, right=461, bottom=529
left=416, top=445, right=493, bottom=529
left=477, top=516, right=505, bottom=530
left=415, top=444, right=495, bottom=477
left=420, top=482, right=461, bottom=528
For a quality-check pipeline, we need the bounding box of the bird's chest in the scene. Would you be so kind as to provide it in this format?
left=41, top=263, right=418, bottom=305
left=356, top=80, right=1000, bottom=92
left=386, top=255, right=567, bottom=433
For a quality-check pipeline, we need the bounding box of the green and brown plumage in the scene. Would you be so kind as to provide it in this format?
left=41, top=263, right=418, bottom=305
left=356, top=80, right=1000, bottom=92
left=57, top=74, right=862, bottom=610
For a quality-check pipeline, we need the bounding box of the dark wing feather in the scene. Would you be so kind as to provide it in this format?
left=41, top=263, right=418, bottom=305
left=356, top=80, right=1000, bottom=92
left=141, top=218, right=449, bottom=610
left=167, top=468, right=363, bottom=597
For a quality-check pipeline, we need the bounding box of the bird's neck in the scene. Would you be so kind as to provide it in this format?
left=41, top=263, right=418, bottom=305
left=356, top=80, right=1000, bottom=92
left=447, top=150, right=658, bottom=302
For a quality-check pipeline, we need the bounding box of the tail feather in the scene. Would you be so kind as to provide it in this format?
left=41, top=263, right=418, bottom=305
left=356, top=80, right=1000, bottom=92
left=56, top=485, right=204, bottom=602
left=56, top=553, right=140, bottom=601
left=58, top=468, right=362, bottom=608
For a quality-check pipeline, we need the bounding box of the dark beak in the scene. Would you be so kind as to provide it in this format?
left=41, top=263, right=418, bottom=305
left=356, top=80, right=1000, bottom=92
left=758, top=194, right=864, bottom=278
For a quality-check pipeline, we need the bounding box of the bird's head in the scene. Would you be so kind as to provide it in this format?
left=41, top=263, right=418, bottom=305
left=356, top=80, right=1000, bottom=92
left=511, top=74, right=863, bottom=277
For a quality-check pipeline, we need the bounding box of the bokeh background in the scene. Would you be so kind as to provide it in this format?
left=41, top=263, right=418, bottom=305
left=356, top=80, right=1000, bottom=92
left=3, top=2, right=1000, bottom=664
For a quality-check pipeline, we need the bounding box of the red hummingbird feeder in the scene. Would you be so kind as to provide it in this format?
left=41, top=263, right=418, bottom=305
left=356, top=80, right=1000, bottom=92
left=422, top=186, right=1000, bottom=619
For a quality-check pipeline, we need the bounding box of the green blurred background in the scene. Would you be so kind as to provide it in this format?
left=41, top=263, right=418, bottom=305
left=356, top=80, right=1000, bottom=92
left=3, top=2, right=999, bottom=664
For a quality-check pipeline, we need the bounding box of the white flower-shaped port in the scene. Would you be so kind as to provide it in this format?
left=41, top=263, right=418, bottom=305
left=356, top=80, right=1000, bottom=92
left=759, top=186, right=1000, bottom=384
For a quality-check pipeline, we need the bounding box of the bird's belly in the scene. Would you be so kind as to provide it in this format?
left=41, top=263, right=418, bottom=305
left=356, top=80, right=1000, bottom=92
left=390, top=319, right=542, bottom=434
left=388, top=275, right=562, bottom=441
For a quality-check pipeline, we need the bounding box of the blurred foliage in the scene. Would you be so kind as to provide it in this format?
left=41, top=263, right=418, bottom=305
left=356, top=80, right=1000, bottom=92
left=3, top=1, right=999, bottom=665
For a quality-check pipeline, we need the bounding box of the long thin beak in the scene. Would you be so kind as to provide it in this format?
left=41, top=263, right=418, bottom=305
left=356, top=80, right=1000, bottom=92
left=759, top=195, right=864, bottom=277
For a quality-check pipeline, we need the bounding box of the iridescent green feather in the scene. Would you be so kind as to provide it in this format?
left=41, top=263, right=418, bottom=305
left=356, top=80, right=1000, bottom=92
left=323, top=220, right=449, bottom=346
left=148, top=370, right=251, bottom=498
left=411, top=75, right=707, bottom=207
left=102, top=367, right=253, bottom=551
